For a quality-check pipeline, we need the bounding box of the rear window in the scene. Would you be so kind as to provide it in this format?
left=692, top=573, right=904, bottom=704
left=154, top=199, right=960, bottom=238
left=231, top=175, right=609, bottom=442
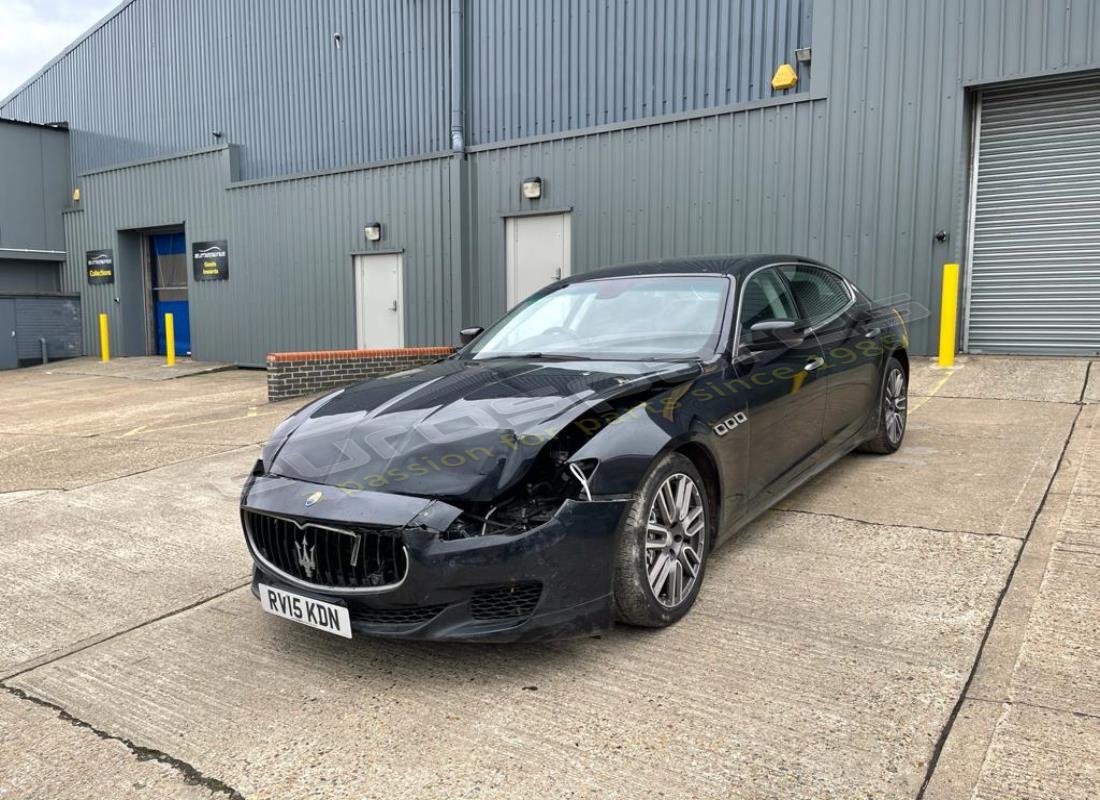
left=780, top=265, right=852, bottom=325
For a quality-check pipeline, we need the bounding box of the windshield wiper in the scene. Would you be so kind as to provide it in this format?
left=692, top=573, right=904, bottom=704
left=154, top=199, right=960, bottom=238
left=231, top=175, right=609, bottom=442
left=475, top=352, right=593, bottom=362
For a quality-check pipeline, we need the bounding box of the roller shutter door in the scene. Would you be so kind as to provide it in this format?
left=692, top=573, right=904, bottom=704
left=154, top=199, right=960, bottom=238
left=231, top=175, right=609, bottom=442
left=967, top=73, right=1100, bottom=355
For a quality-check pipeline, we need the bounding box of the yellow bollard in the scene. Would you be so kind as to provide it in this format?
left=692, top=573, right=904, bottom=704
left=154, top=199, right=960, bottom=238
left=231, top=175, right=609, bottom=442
left=98, top=313, right=110, bottom=362
left=165, top=313, right=176, bottom=366
left=938, top=263, right=960, bottom=368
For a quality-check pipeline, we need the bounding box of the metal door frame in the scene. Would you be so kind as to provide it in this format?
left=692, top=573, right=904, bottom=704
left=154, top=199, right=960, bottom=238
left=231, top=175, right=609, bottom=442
left=147, top=230, right=189, bottom=356
left=353, top=252, right=405, bottom=349
left=961, top=93, right=983, bottom=352
left=504, top=211, right=572, bottom=309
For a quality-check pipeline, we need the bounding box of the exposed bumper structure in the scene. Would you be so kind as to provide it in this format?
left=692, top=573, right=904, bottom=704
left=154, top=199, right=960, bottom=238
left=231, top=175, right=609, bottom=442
left=241, top=472, right=630, bottom=642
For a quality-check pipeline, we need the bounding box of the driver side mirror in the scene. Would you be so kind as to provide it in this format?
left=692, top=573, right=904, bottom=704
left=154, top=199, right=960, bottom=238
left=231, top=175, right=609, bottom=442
left=459, top=326, right=484, bottom=346
left=749, top=320, right=804, bottom=351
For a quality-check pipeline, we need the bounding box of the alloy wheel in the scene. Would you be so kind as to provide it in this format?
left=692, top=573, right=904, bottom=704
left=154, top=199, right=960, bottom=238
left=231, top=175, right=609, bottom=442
left=884, top=368, right=907, bottom=445
left=645, top=473, right=706, bottom=608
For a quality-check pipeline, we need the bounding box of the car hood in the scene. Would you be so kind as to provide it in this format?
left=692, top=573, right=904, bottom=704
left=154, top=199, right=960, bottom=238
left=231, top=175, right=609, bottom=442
left=268, top=356, right=699, bottom=501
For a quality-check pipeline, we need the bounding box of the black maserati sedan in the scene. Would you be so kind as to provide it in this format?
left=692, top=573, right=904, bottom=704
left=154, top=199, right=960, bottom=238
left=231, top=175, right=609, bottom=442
left=241, top=255, right=909, bottom=641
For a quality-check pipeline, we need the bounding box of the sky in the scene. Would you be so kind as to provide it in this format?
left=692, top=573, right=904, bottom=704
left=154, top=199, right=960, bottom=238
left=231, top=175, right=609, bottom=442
left=0, top=0, right=120, bottom=100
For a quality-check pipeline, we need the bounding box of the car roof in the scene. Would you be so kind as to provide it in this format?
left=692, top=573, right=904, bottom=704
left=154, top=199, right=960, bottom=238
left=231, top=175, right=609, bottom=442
left=566, top=254, right=826, bottom=282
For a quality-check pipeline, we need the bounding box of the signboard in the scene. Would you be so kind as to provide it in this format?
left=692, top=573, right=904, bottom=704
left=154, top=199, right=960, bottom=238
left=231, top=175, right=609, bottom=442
left=192, top=240, right=229, bottom=281
left=86, top=249, right=114, bottom=284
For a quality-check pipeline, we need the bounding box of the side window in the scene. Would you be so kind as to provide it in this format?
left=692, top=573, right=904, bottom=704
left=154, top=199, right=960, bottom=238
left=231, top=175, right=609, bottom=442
left=739, top=269, right=799, bottom=340
left=780, top=265, right=852, bottom=326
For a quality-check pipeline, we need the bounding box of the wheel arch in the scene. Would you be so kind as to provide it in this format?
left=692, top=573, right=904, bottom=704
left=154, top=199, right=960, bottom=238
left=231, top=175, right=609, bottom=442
left=671, top=441, right=722, bottom=550
left=890, top=346, right=910, bottom=379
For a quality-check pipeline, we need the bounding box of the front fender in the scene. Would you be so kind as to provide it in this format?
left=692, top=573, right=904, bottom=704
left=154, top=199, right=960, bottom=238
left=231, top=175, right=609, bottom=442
left=568, top=390, right=719, bottom=497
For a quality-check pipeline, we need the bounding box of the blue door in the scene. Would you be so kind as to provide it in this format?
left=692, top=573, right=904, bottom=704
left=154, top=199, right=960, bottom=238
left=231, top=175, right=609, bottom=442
left=149, top=232, right=191, bottom=355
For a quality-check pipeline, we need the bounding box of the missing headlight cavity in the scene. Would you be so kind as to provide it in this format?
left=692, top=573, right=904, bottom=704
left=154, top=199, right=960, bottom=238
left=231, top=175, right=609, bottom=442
left=442, top=423, right=601, bottom=540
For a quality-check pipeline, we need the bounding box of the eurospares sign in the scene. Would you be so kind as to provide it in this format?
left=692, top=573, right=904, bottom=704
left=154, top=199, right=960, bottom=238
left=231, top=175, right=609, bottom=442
left=86, top=249, right=114, bottom=284
left=192, top=240, right=229, bottom=281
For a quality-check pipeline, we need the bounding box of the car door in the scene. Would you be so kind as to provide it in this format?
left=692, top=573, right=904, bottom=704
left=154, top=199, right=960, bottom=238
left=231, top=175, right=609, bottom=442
left=781, top=264, right=879, bottom=443
left=732, top=267, right=828, bottom=500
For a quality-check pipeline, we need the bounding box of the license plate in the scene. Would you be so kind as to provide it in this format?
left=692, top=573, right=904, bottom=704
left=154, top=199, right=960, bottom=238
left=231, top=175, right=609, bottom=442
left=259, top=583, right=352, bottom=638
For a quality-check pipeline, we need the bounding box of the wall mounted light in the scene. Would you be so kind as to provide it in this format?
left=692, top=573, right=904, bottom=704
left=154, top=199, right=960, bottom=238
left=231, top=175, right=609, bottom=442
left=771, top=64, right=799, bottom=91
left=72, top=187, right=81, bottom=202
left=212, top=130, right=223, bottom=139
left=364, top=222, right=383, bottom=242
left=795, top=47, right=813, bottom=64
left=521, top=177, right=543, bottom=200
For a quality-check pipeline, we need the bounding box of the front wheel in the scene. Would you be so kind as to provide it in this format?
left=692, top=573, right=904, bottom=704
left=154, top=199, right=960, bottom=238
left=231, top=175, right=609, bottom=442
left=858, top=356, right=908, bottom=454
left=614, top=452, right=711, bottom=627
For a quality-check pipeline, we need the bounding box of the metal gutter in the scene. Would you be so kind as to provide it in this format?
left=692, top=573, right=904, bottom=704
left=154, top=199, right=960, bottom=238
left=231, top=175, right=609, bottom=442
left=450, top=0, right=465, bottom=153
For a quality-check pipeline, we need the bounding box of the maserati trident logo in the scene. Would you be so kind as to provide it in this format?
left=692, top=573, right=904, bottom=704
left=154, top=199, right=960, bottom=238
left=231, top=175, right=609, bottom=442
left=294, top=536, right=317, bottom=579
left=304, top=490, right=324, bottom=508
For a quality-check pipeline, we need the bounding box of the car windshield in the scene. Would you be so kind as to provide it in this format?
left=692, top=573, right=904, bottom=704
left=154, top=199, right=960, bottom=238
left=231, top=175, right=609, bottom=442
left=468, top=275, right=731, bottom=361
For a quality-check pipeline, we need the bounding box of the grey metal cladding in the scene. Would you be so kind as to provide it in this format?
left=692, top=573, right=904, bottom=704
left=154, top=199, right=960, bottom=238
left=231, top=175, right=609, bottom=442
left=2, top=0, right=810, bottom=180
left=814, top=0, right=1100, bottom=353
left=13, top=296, right=83, bottom=360
left=0, top=260, right=62, bottom=294
left=1, top=0, right=451, bottom=180
left=465, top=0, right=813, bottom=145
left=466, top=99, right=825, bottom=327
left=0, top=122, right=70, bottom=251
left=16, top=0, right=1100, bottom=365
left=63, top=147, right=460, bottom=367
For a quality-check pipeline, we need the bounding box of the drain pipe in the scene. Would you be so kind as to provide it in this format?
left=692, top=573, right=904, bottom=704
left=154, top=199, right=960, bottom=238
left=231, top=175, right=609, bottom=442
left=39, top=337, right=48, bottom=365
left=449, top=0, right=465, bottom=152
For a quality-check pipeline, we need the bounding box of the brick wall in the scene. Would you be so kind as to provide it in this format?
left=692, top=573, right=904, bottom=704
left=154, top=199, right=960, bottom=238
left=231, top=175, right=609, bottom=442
left=266, top=347, right=455, bottom=402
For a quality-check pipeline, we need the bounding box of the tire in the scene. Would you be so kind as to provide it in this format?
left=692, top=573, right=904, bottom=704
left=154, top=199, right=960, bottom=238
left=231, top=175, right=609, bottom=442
left=613, top=452, right=712, bottom=627
left=858, top=356, right=908, bottom=455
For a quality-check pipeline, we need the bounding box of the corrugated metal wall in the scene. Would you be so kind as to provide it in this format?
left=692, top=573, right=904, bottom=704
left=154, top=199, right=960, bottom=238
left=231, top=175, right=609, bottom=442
left=465, top=0, right=812, bottom=144
left=815, top=0, right=1100, bottom=351
left=0, top=122, right=70, bottom=251
left=1, top=0, right=451, bottom=180
left=2, top=0, right=809, bottom=181
left=467, top=99, right=826, bottom=321
left=19, top=0, right=1100, bottom=364
left=467, top=0, right=1100, bottom=353
left=64, top=148, right=461, bottom=366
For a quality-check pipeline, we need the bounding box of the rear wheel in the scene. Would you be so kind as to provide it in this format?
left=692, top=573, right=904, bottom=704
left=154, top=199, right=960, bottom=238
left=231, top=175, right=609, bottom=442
left=614, top=453, right=711, bottom=627
left=858, top=356, right=908, bottom=454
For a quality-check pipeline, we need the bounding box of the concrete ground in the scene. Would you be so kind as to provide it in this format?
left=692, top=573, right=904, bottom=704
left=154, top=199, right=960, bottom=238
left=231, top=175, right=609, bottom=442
left=39, top=356, right=233, bottom=381
left=0, top=355, right=1096, bottom=799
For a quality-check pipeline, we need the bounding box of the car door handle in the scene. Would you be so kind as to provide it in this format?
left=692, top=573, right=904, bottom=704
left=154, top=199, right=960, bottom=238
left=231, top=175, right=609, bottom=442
left=389, top=300, right=398, bottom=311
left=863, top=327, right=882, bottom=338
left=804, top=356, right=825, bottom=372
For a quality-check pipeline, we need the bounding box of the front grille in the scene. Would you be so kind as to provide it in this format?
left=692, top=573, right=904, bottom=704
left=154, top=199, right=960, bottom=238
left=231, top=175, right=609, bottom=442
left=352, top=605, right=447, bottom=626
left=470, top=582, right=543, bottom=621
left=244, top=510, right=407, bottom=590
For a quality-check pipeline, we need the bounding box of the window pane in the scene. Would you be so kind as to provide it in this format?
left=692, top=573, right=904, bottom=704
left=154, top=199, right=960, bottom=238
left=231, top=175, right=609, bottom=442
left=470, top=276, right=730, bottom=359
left=781, top=265, right=850, bottom=324
left=739, top=270, right=798, bottom=336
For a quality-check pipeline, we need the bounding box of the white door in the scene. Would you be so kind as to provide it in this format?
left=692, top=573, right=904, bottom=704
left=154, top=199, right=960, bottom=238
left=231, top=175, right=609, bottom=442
left=354, top=253, right=403, bottom=348
left=505, top=213, right=572, bottom=308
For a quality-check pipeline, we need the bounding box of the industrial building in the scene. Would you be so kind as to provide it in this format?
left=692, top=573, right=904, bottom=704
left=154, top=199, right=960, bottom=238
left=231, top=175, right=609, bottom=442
left=1, top=0, right=1099, bottom=367
left=0, top=119, right=81, bottom=368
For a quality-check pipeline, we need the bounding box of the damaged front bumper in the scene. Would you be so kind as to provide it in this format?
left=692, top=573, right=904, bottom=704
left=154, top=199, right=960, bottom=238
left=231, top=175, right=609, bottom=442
left=240, top=471, right=631, bottom=642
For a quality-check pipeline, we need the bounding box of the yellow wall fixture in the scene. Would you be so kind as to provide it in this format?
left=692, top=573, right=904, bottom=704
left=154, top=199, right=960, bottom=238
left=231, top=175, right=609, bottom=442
left=98, top=313, right=110, bottom=362
left=771, top=63, right=798, bottom=90
left=165, top=313, right=176, bottom=366
left=72, top=187, right=81, bottom=202
left=938, top=263, right=960, bottom=368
